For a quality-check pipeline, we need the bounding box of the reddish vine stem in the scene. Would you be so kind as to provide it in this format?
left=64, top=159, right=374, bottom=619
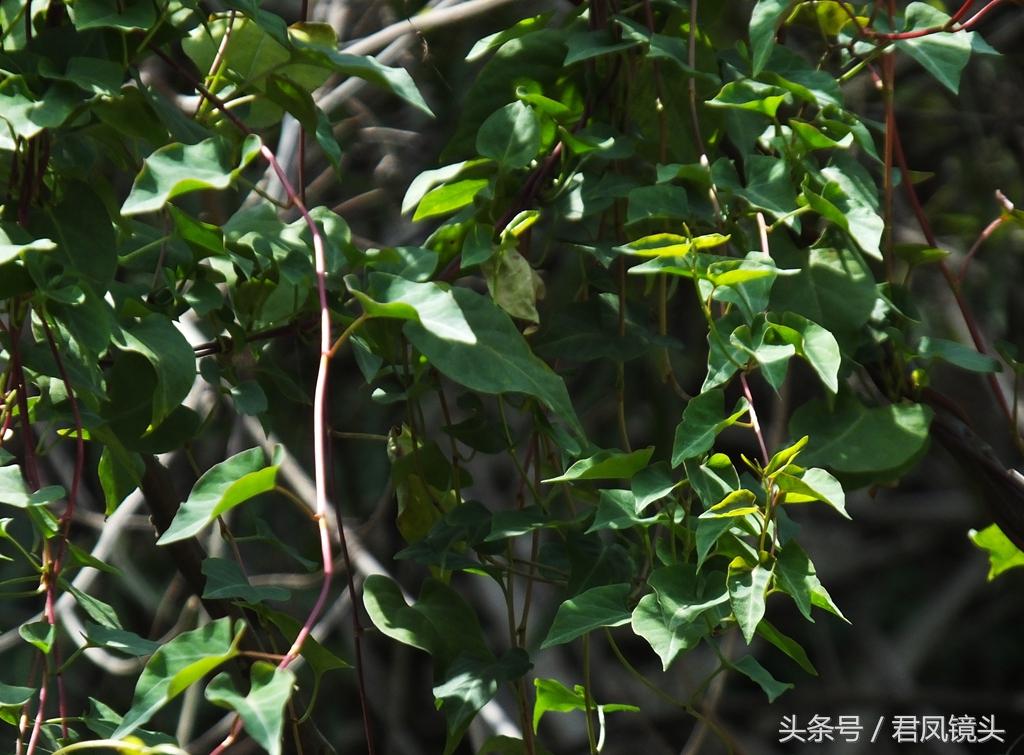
left=958, top=214, right=1006, bottom=284
left=881, top=51, right=896, bottom=282
left=889, top=121, right=1015, bottom=431
left=148, top=46, right=374, bottom=753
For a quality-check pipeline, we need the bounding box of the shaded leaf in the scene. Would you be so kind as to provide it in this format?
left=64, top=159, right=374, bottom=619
left=541, top=584, right=632, bottom=648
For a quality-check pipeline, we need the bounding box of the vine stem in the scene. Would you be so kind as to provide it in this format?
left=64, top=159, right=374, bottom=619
left=147, top=46, right=375, bottom=754
left=889, top=118, right=1015, bottom=432
left=958, top=191, right=1013, bottom=284
left=740, top=373, right=769, bottom=465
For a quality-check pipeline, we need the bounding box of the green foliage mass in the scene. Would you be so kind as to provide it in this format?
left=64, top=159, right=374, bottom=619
left=0, top=1, right=1021, bottom=753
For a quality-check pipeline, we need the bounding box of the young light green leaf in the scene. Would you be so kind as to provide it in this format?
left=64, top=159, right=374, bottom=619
left=157, top=448, right=279, bottom=545
left=699, top=489, right=760, bottom=519
left=708, top=80, right=790, bottom=118
left=206, top=663, right=296, bottom=755
left=532, top=678, right=638, bottom=733
left=541, top=584, right=632, bottom=648
left=413, top=179, right=489, bottom=221
left=776, top=467, right=848, bottom=518
left=545, top=447, right=654, bottom=483
left=969, top=524, right=1024, bottom=581
left=121, top=135, right=262, bottom=216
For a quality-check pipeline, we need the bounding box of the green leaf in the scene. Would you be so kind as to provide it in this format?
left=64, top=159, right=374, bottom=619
left=349, top=273, right=475, bottom=343
left=111, top=315, right=196, bottom=427
left=0, top=683, right=35, bottom=709
left=789, top=393, right=932, bottom=479
left=564, top=29, right=642, bottom=65
left=708, top=80, right=790, bottom=118
left=292, top=43, right=434, bottom=116
left=737, top=155, right=799, bottom=218
left=750, top=0, right=795, bottom=76
left=532, top=678, right=638, bottom=733
left=775, top=542, right=845, bottom=622
left=895, top=3, right=975, bottom=94
left=0, top=84, right=81, bottom=141
left=771, top=243, right=877, bottom=341
left=20, top=620, right=55, bottom=654
left=774, top=313, right=841, bottom=393
left=626, top=185, right=689, bottom=224
left=405, top=287, right=582, bottom=436
left=545, top=447, right=654, bottom=483
left=969, top=524, right=1024, bottom=581
left=756, top=621, right=817, bottom=676
left=0, top=466, right=31, bottom=508
left=65, top=583, right=122, bottom=630
left=0, top=226, right=56, bottom=267
left=413, top=179, right=490, bottom=221
left=699, top=489, right=760, bottom=519
left=121, top=135, right=262, bottom=216
left=809, top=158, right=884, bottom=259
left=917, top=337, right=1002, bottom=374
left=158, top=448, right=280, bottom=545
left=202, top=558, right=290, bottom=604
left=467, top=14, right=552, bottom=61
left=476, top=102, right=541, bottom=170
left=72, top=0, right=156, bottom=29
left=672, top=390, right=750, bottom=466
left=434, top=649, right=532, bottom=755
left=112, top=618, right=240, bottom=739
left=206, top=663, right=296, bottom=755
left=727, top=557, right=772, bottom=644
left=776, top=467, right=848, bottom=518
left=631, top=463, right=677, bottom=513
left=84, top=623, right=160, bottom=657
left=731, top=655, right=793, bottom=702
left=588, top=489, right=660, bottom=532
left=630, top=565, right=729, bottom=670
left=482, top=246, right=542, bottom=323
left=541, top=584, right=632, bottom=648
left=362, top=575, right=440, bottom=655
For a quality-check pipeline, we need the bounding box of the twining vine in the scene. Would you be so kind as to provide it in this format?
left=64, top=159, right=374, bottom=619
left=0, top=1, right=1022, bottom=754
